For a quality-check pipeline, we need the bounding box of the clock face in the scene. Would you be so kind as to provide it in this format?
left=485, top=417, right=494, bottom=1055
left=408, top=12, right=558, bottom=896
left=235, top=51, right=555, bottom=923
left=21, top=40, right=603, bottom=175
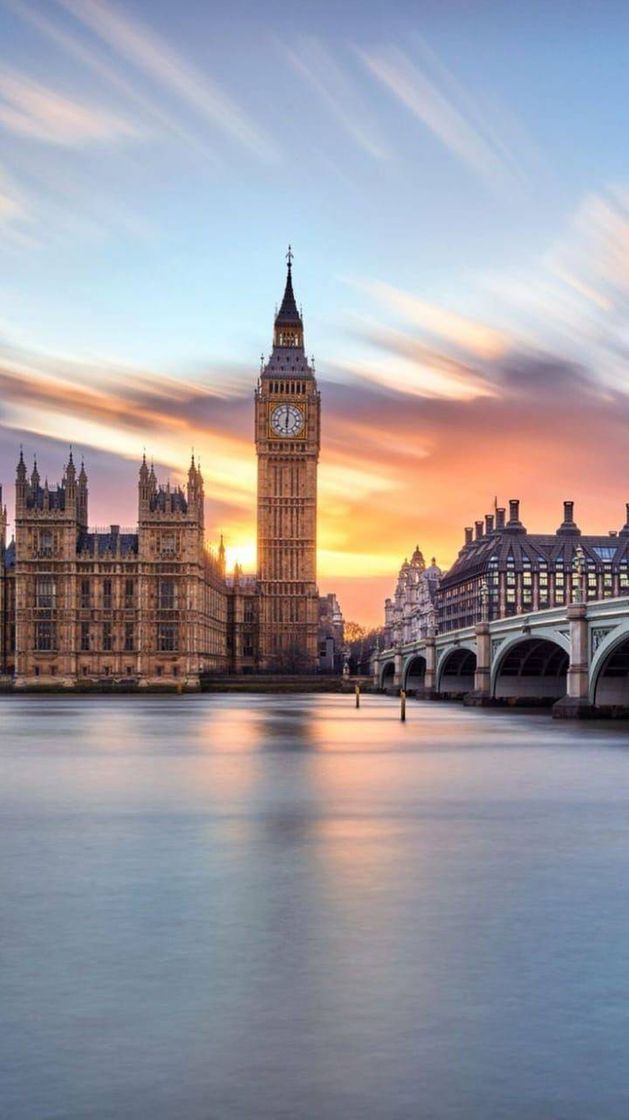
left=270, top=403, right=304, bottom=437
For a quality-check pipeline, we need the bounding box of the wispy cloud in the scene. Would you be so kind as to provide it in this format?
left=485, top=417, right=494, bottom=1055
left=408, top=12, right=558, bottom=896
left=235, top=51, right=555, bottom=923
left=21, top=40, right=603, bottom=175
left=546, top=187, right=629, bottom=307
left=360, top=280, right=509, bottom=359
left=0, top=67, right=139, bottom=146
left=0, top=169, right=25, bottom=221
left=283, top=37, right=389, bottom=160
left=56, top=0, right=277, bottom=160
left=6, top=0, right=218, bottom=162
left=358, top=43, right=532, bottom=196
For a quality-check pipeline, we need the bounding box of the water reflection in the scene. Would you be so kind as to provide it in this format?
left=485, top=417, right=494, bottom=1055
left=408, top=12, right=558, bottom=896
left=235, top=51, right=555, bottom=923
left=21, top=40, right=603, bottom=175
left=3, top=694, right=629, bottom=1119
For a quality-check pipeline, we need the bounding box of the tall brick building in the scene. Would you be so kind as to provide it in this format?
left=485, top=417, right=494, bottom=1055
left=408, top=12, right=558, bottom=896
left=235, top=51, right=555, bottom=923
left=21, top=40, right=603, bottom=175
left=255, top=248, right=321, bottom=670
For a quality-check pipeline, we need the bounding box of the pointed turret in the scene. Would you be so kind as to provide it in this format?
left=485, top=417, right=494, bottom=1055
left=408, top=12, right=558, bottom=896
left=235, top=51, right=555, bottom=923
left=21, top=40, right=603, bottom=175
left=16, top=448, right=26, bottom=484
left=16, top=449, right=27, bottom=515
left=188, top=451, right=197, bottom=485
left=218, top=533, right=226, bottom=575
left=138, top=452, right=151, bottom=513
left=65, top=449, right=76, bottom=505
left=77, top=457, right=88, bottom=527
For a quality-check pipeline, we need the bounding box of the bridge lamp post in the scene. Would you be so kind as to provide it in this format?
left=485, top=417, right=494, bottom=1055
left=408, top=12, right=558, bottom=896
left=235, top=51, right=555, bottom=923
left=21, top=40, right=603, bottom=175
left=479, top=578, right=489, bottom=623
left=572, top=545, right=586, bottom=604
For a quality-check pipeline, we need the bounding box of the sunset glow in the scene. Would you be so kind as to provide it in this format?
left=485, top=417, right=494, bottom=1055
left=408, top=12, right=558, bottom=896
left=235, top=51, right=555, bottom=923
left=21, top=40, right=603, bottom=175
left=3, top=2, right=629, bottom=625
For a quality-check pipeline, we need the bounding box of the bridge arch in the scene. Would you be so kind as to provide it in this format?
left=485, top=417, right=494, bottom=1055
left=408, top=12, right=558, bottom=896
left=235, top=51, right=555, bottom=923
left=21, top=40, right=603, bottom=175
left=491, top=631, right=569, bottom=702
left=437, top=644, right=477, bottom=695
left=404, top=654, right=427, bottom=693
left=380, top=660, right=396, bottom=692
left=589, top=621, right=629, bottom=707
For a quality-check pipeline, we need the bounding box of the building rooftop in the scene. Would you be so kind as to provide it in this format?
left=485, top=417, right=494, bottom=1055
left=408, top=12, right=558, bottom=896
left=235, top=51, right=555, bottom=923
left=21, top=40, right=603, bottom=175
left=77, top=530, right=139, bottom=557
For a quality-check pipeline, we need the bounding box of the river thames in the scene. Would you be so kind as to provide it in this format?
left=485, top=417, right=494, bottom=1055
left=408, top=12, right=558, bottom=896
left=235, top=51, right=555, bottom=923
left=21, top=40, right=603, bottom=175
left=2, top=694, right=629, bottom=1119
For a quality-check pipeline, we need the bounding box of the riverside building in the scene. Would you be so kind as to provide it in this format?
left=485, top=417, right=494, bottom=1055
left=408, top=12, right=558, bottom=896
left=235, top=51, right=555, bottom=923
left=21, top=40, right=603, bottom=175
left=384, top=499, right=629, bottom=638
left=0, top=254, right=343, bottom=687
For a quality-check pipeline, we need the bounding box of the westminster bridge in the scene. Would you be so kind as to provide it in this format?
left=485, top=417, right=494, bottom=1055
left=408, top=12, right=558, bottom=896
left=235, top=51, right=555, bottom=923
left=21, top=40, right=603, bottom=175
left=372, top=597, right=629, bottom=717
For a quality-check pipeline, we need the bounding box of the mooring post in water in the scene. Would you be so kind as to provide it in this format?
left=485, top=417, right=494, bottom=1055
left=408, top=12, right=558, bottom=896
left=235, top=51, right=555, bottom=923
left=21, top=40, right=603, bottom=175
left=400, top=689, right=406, bottom=721
left=355, top=683, right=360, bottom=708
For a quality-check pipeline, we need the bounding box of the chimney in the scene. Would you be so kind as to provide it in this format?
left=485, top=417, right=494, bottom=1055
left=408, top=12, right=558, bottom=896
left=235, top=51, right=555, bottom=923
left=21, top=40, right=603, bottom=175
left=110, top=524, right=120, bottom=536
left=485, top=513, right=494, bottom=534
left=557, top=499, right=580, bottom=536
left=506, top=499, right=525, bottom=533
left=495, top=507, right=506, bottom=531
left=620, top=503, right=629, bottom=536
left=464, top=527, right=473, bottom=546
left=475, top=520, right=484, bottom=540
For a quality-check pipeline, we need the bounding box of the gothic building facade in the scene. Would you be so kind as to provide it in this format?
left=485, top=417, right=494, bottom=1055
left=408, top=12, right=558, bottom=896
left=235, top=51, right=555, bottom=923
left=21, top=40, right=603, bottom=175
left=0, top=255, right=343, bottom=687
left=383, top=547, right=442, bottom=650
left=0, top=451, right=227, bottom=687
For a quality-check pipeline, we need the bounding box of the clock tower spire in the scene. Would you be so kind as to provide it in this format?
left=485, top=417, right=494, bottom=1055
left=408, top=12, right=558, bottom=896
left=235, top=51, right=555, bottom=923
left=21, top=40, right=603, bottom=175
left=255, top=248, right=320, bottom=672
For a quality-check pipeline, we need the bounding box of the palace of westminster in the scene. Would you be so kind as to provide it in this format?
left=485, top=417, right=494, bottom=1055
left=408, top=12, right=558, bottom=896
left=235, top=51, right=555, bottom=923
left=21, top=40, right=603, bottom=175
left=0, top=255, right=343, bottom=687
left=2, top=253, right=629, bottom=688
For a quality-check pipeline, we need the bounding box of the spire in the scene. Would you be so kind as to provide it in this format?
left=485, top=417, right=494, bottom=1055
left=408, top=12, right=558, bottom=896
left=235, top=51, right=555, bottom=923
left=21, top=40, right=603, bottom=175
left=16, top=447, right=26, bottom=483
left=276, top=245, right=301, bottom=325
left=66, top=447, right=76, bottom=486
left=273, top=245, right=304, bottom=349
left=188, top=451, right=197, bottom=486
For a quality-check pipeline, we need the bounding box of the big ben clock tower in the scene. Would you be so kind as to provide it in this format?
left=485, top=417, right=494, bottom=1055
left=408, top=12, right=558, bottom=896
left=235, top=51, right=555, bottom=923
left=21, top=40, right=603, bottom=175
left=255, top=249, right=320, bottom=671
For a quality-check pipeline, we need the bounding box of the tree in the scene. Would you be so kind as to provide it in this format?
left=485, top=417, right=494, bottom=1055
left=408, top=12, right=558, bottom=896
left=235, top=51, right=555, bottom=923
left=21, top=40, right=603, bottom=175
left=344, top=622, right=385, bottom=675
left=344, top=620, right=367, bottom=644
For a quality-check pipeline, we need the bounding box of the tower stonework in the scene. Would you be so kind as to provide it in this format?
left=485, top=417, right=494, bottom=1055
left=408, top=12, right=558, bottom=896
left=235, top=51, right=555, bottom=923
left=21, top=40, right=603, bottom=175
left=255, top=252, right=320, bottom=671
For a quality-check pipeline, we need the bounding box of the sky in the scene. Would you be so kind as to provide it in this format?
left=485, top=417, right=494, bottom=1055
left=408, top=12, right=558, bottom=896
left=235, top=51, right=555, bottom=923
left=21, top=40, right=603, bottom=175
left=3, top=1, right=629, bottom=625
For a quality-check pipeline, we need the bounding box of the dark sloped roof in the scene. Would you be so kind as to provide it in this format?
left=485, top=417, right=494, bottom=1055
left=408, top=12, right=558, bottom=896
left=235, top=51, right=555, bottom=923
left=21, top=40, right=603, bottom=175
left=275, top=265, right=302, bottom=326
left=26, top=485, right=66, bottom=511
left=4, top=540, right=15, bottom=569
left=78, top=532, right=138, bottom=557
left=441, top=530, right=629, bottom=588
left=149, top=489, right=187, bottom=514
left=262, top=348, right=313, bottom=377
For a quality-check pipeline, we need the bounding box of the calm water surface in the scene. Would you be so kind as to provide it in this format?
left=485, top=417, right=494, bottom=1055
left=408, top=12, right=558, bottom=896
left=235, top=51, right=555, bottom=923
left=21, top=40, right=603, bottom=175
left=2, top=694, right=629, bottom=1119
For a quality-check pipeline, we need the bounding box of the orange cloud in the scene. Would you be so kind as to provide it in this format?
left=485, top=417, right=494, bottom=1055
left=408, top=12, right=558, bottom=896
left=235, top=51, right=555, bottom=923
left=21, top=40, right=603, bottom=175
left=4, top=298, right=629, bottom=628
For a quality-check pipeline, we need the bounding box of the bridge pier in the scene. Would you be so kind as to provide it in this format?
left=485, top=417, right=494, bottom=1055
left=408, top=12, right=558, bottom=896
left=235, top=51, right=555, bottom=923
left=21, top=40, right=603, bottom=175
left=553, top=603, right=595, bottom=718
left=421, top=636, right=437, bottom=697
left=462, top=622, right=493, bottom=705
left=393, top=650, right=403, bottom=692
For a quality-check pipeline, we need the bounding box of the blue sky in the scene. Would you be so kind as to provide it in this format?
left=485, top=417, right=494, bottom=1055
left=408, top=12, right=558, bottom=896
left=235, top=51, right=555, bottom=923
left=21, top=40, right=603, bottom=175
left=3, top=0, right=629, bottom=623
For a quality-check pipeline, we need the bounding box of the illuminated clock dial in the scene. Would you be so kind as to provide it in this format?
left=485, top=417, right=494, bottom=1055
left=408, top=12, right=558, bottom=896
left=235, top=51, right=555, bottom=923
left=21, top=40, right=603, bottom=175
left=270, top=403, right=304, bottom=437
